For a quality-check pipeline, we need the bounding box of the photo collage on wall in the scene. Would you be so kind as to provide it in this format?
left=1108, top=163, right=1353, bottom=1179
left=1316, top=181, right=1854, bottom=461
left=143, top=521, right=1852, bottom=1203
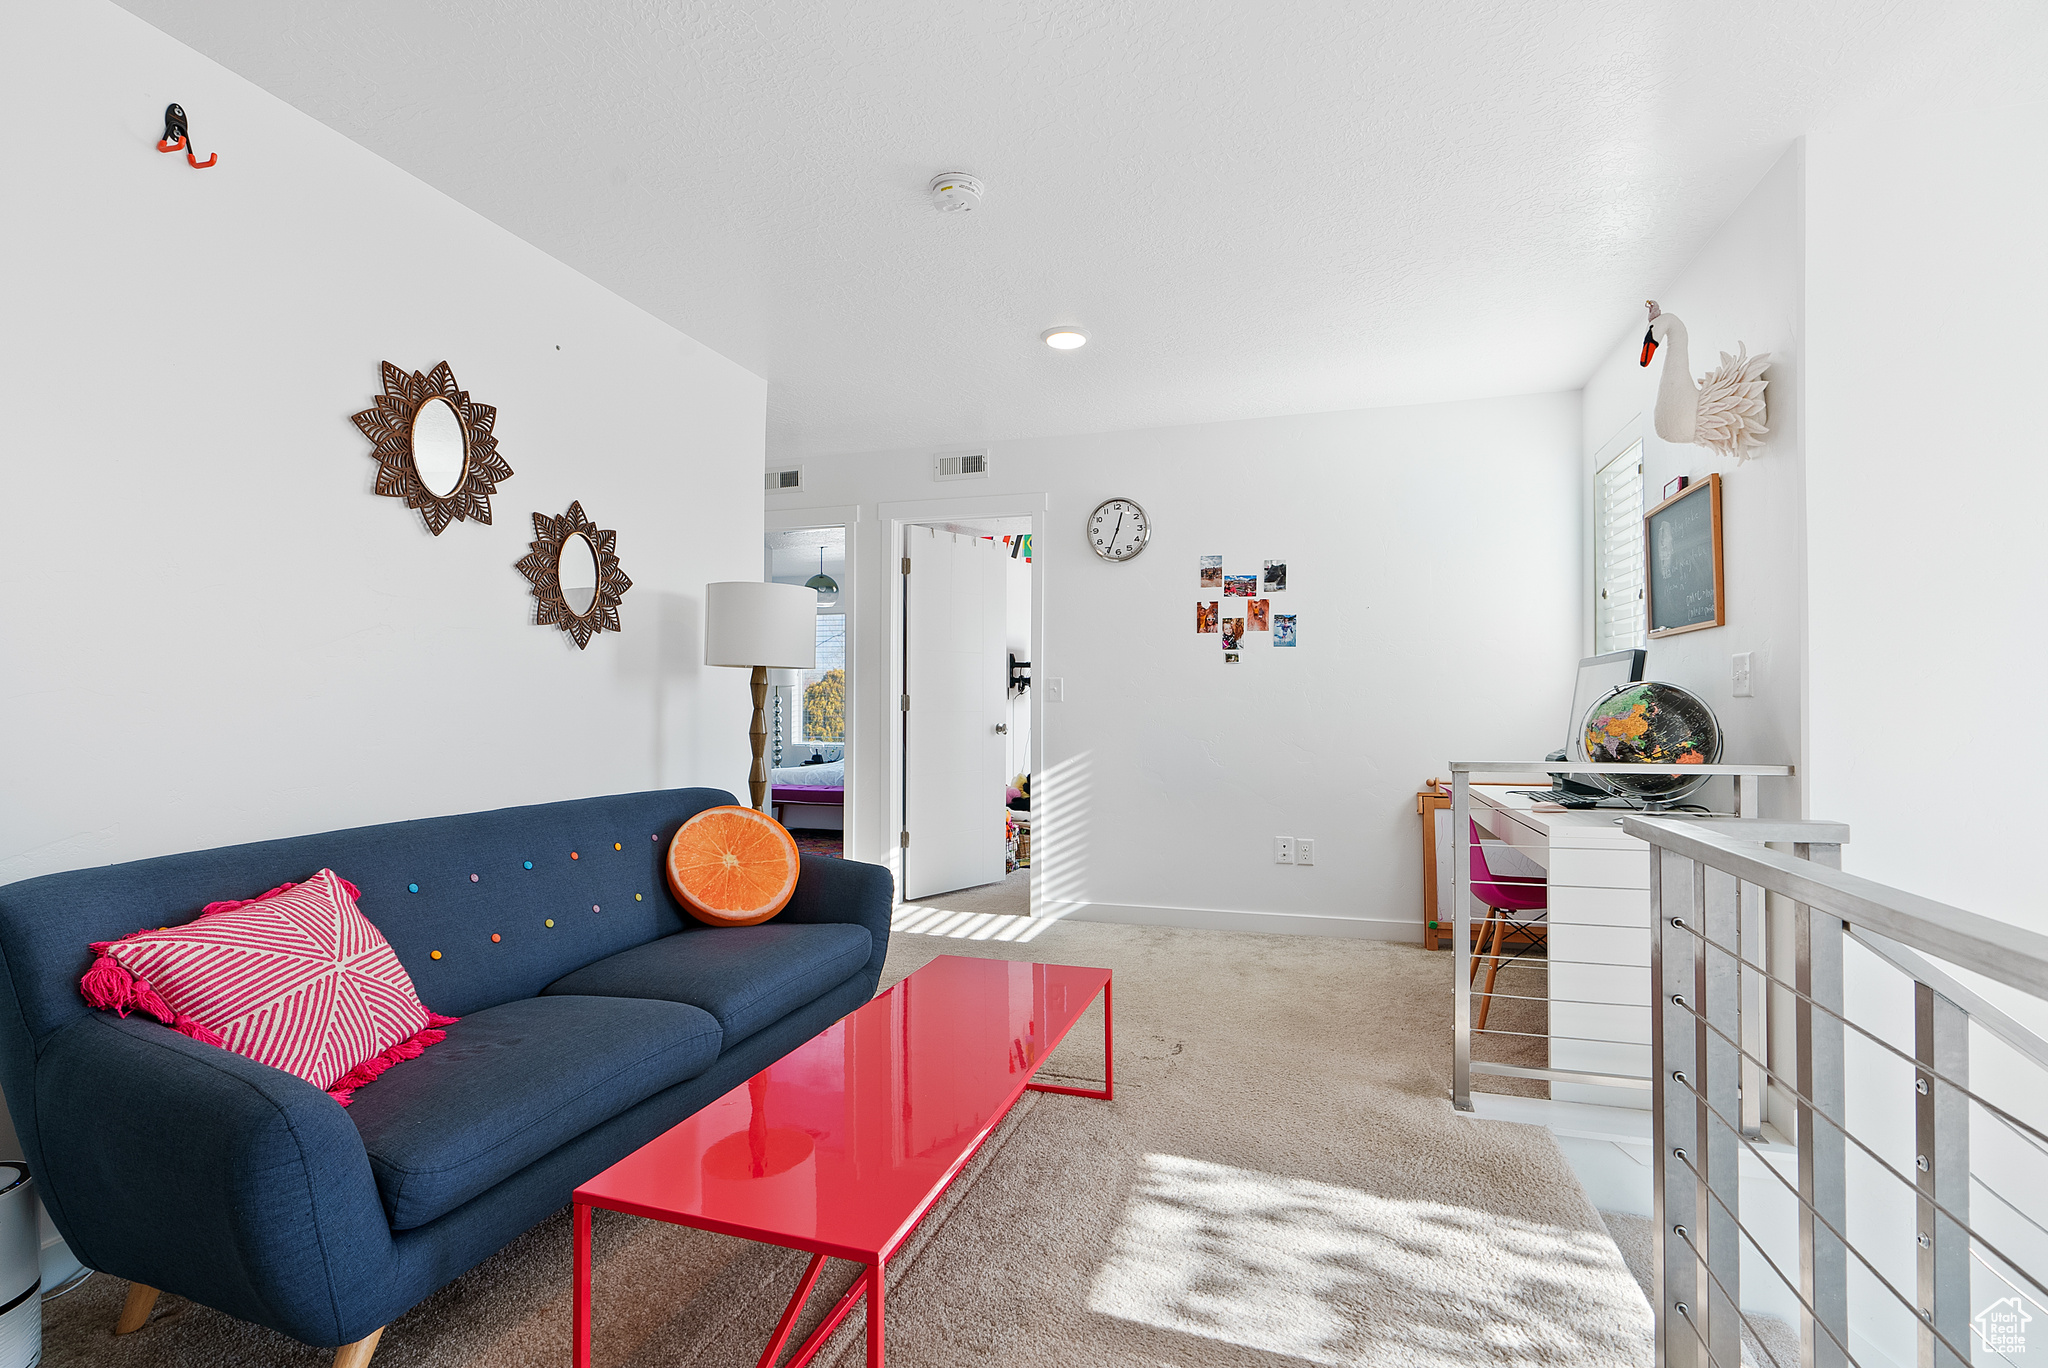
left=1196, top=557, right=1293, bottom=662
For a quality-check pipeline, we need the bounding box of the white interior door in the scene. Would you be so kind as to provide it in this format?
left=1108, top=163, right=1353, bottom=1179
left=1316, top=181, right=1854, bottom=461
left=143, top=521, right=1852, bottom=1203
left=903, top=526, right=1008, bottom=900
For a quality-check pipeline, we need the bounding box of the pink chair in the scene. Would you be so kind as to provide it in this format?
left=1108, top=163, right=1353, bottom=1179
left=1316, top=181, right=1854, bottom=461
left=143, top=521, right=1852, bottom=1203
left=1468, top=820, right=1547, bottom=1031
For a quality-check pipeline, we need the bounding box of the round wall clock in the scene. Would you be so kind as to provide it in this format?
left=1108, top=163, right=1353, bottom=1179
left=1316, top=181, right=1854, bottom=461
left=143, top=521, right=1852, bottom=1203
left=1087, top=498, right=1150, bottom=561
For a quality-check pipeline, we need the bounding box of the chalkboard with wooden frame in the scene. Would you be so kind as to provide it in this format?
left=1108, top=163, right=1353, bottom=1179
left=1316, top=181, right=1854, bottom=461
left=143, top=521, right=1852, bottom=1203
left=1644, top=472, right=1724, bottom=638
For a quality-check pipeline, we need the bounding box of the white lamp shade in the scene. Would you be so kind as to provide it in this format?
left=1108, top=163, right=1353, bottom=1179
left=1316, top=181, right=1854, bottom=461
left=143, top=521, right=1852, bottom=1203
left=768, top=668, right=805, bottom=688
left=705, top=581, right=818, bottom=669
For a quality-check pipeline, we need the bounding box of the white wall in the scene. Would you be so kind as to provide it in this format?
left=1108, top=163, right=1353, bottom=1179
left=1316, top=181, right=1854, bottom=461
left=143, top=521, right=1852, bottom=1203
left=1804, top=81, right=2048, bottom=1345
left=1799, top=75, right=2048, bottom=1365
left=1805, top=54, right=2048, bottom=964
left=1580, top=144, right=1808, bottom=818
left=0, top=0, right=766, bottom=886
left=782, top=393, right=1581, bottom=938
left=1569, top=45, right=2048, bottom=1356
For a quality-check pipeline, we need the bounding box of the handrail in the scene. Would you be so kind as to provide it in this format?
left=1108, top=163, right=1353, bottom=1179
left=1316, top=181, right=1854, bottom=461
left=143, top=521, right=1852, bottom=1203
left=1450, top=760, right=1794, bottom=776
left=1625, top=816, right=2048, bottom=999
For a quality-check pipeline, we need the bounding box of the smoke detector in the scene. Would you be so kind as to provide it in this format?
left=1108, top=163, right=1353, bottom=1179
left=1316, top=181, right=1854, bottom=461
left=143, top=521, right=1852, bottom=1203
left=929, top=172, right=985, bottom=213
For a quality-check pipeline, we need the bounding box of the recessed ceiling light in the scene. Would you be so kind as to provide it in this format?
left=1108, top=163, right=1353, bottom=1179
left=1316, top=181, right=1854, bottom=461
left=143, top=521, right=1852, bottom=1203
left=1042, top=327, right=1087, bottom=350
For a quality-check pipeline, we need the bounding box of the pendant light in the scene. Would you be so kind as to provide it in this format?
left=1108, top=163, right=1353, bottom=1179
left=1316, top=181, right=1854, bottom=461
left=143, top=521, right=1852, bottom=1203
left=805, top=547, right=839, bottom=607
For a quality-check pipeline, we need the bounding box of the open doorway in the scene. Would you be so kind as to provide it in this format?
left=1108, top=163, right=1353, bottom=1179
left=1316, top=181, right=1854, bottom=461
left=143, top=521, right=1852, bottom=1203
left=899, top=516, right=1034, bottom=914
left=765, top=525, right=848, bottom=858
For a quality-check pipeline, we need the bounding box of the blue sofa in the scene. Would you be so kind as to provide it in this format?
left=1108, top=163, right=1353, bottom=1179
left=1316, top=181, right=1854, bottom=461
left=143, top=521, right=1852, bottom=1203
left=0, top=787, right=892, bottom=1361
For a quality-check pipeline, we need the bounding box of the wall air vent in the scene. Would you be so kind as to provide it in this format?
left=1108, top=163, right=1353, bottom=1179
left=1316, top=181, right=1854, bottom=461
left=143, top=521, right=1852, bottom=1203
left=934, top=451, right=989, bottom=481
left=765, top=467, right=804, bottom=492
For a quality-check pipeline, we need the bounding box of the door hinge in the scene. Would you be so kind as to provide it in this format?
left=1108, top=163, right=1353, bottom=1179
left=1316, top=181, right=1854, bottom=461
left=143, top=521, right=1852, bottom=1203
left=902, top=556, right=911, bottom=575
left=900, top=830, right=910, bottom=848
left=900, top=694, right=910, bottom=712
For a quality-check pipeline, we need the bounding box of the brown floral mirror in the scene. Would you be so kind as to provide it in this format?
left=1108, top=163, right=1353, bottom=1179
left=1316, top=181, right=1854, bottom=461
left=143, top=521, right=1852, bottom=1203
left=351, top=361, right=513, bottom=534
left=517, top=502, right=632, bottom=649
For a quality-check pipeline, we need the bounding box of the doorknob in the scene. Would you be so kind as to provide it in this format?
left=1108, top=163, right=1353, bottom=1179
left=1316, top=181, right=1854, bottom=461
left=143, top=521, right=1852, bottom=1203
left=994, top=723, right=1009, bottom=734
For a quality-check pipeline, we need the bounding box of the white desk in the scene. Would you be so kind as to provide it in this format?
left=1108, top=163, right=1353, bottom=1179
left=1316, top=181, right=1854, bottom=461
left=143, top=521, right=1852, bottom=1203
left=1466, top=787, right=1656, bottom=1106
left=1450, top=765, right=1789, bottom=1110
left=1445, top=762, right=1794, bottom=1114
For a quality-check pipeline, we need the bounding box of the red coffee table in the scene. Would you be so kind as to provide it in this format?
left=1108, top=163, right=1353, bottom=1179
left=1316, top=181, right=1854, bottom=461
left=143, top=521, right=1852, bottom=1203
left=572, top=954, right=1113, bottom=1368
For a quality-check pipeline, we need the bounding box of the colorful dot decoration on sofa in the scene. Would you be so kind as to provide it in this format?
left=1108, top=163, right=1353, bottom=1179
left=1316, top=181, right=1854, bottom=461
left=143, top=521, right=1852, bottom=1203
left=665, top=806, right=801, bottom=927
left=76, top=868, right=458, bottom=1106
left=71, top=806, right=813, bottom=1110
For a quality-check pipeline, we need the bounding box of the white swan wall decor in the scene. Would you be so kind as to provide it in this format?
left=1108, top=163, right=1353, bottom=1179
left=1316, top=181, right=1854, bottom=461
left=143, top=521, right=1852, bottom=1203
left=1639, top=301, right=1772, bottom=463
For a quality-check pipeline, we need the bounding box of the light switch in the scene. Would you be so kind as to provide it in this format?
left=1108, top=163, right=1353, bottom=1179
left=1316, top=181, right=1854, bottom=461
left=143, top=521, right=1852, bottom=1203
left=1731, top=652, right=1754, bottom=698
left=1049, top=677, right=1065, bottom=701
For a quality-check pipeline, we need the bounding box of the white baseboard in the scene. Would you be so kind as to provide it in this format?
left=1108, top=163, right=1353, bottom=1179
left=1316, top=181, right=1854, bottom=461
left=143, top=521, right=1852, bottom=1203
left=1040, top=899, right=1419, bottom=942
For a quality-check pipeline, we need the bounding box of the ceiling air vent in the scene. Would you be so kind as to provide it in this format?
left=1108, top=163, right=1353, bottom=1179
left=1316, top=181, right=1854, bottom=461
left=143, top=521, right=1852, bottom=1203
left=934, top=451, right=989, bottom=481
left=765, top=466, right=804, bottom=492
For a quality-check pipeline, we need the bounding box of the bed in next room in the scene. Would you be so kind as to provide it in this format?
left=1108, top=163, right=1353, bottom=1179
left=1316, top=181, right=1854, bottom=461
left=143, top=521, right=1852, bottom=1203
left=771, top=746, right=843, bottom=830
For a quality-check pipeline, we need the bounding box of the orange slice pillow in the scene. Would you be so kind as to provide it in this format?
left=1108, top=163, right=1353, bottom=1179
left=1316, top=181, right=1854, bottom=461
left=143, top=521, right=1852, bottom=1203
left=667, top=807, right=801, bottom=927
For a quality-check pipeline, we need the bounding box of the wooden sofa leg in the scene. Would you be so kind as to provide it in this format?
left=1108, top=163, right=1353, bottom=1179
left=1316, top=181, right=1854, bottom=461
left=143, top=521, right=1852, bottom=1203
left=333, top=1326, right=385, bottom=1368
left=115, top=1282, right=160, bottom=1334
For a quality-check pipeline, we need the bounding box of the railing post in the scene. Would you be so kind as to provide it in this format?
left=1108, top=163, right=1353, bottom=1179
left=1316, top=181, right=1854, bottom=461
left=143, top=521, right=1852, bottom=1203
left=1797, top=900, right=1849, bottom=1368
left=1451, top=769, right=1472, bottom=1112
left=1700, top=865, right=1744, bottom=1365
left=1653, top=846, right=1702, bottom=1368
left=1792, top=841, right=1842, bottom=872
left=1915, top=981, right=1970, bottom=1368
left=1738, top=776, right=1766, bottom=1138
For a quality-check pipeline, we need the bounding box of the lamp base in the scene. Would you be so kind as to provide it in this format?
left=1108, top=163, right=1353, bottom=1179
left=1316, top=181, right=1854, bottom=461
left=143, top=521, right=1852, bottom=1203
left=749, top=665, right=769, bottom=812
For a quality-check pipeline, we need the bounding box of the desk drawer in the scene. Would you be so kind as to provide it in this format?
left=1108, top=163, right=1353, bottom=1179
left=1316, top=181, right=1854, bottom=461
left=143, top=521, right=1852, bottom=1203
left=1546, top=845, right=1651, bottom=892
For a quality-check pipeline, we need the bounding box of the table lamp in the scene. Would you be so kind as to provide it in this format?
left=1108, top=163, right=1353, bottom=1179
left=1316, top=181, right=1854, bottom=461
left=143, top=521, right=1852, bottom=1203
left=705, top=581, right=818, bottom=811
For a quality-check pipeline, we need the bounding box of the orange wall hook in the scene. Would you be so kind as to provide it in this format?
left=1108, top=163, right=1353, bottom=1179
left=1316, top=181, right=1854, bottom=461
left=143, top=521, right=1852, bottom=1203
left=158, top=103, right=216, bottom=168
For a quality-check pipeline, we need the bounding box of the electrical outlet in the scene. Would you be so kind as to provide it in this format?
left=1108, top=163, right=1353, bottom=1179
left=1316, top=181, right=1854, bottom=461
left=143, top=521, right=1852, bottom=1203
left=1273, top=836, right=1295, bottom=865
left=1295, top=838, right=1315, bottom=866
left=1731, top=652, right=1754, bottom=698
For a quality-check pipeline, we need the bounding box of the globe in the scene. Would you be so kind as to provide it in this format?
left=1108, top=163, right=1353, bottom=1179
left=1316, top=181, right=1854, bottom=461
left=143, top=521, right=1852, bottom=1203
left=1579, top=681, right=1723, bottom=806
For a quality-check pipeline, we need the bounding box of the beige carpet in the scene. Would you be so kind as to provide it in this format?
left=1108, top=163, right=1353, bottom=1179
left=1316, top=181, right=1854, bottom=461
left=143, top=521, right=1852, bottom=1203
left=905, top=866, right=1032, bottom=919
left=1468, top=942, right=1551, bottom=1100
left=45, top=916, right=1651, bottom=1367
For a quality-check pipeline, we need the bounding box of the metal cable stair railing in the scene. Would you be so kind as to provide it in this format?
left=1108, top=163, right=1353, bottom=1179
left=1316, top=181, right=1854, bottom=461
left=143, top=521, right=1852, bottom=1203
left=1627, top=815, right=2048, bottom=1368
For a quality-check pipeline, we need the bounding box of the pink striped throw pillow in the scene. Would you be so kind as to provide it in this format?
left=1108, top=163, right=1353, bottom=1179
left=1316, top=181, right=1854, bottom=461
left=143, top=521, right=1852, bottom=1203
left=78, top=868, right=456, bottom=1106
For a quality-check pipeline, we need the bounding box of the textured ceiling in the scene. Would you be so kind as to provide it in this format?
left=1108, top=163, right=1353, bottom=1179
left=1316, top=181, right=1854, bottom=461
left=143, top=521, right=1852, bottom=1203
left=117, top=0, right=1993, bottom=460
left=767, top=525, right=845, bottom=582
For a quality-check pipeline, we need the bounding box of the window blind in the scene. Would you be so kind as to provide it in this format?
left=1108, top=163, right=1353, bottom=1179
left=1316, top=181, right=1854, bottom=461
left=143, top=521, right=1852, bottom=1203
left=1595, top=443, right=1646, bottom=652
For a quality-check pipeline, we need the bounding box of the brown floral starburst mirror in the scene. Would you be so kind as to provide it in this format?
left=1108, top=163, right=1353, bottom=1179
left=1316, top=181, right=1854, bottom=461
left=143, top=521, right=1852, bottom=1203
left=350, top=361, right=513, bottom=535
left=517, top=502, right=633, bottom=649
